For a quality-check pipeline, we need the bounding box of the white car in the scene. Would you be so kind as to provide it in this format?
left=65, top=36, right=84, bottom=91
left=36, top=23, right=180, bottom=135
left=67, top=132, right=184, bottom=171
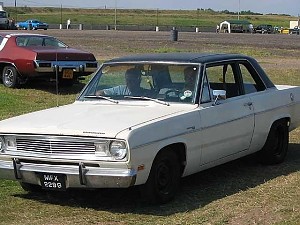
left=1, top=53, right=300, bottom=204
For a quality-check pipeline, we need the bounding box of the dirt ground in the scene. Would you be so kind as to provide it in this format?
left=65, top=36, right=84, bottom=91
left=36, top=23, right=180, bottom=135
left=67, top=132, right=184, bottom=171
left=16, top=29, right=300, bottom=68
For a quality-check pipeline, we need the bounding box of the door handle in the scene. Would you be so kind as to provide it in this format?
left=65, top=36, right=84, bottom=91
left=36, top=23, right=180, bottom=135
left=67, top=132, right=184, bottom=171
left=243, top=102, right=253, bottom=107
left=244, top=102, right=253, bottom=109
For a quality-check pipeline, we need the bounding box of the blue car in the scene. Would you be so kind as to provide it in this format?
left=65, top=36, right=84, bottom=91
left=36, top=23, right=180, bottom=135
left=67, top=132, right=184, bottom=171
left=16, top=19, right=48, bottom=30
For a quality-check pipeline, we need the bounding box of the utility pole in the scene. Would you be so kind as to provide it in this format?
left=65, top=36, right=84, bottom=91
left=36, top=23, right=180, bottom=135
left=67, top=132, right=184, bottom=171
left=114, top=0, right=117, bottom=30
left=60, top=4, right=62, bottom=25
left=238, top=0, right=240, bottom=20
left=156, top=8, right=158, bottom=27
left=15, top=0, right=17, bottom=21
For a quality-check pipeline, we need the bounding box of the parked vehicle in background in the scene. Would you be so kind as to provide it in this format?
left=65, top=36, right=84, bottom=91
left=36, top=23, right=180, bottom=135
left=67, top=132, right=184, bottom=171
left=254, top=24, right=273, bottom=34
left=16, top=19, right=49, bottom=30
left=0, top=53, right=300, bottom=204
left=0, top=33, right=98, bottom=88
left=0, top=2, right=9, bottom=30
left=290, top=26, right=300, bottom=35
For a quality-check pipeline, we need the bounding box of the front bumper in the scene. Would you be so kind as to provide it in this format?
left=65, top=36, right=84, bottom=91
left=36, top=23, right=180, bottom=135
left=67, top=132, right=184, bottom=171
left=0, top=159, right=136, bottom=189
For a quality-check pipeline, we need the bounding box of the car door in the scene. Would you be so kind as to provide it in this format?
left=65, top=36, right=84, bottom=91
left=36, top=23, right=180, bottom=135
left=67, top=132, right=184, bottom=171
left=198, top=62, right=255, bottom=166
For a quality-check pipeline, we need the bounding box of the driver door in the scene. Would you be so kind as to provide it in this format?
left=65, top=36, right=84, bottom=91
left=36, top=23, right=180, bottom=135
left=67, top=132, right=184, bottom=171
left=199, top=62, right=255, bottom=165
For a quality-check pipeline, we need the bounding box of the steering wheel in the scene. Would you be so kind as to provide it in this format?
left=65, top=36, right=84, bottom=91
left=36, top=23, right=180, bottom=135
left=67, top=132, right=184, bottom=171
left=164, top=89, right=181, bottom=99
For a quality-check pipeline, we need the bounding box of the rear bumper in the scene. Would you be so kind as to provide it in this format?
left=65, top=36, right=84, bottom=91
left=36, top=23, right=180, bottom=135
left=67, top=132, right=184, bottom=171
left=34, top=60, right=98, bottom=74
left=0, top=159, right=136, bottom=189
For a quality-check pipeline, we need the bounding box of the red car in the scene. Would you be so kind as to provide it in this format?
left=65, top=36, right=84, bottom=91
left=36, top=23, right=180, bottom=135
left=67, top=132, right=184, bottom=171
left=0, top=32, right=98, bottom=88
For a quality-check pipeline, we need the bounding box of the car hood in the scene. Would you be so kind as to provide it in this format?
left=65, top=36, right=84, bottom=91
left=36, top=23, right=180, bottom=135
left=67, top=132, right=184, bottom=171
left=32, top=47, right=96, bottom=61
left=0, top=101, right=194, bottom=138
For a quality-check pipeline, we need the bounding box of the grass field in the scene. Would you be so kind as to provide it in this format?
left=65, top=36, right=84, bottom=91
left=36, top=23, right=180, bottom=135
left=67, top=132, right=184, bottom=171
left=0, top=29, right=300, bottom=224
left=6, top=7, right=299, bottom=28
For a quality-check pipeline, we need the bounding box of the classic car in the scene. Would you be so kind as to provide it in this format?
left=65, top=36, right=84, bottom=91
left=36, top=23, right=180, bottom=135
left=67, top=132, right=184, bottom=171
left=16, top=19, right=48, bottom=30
left=254, top=24, right=273, bottom=34
left=0, top=53, right=300, bottom=204
left=0, top=33, right=98, bottom=88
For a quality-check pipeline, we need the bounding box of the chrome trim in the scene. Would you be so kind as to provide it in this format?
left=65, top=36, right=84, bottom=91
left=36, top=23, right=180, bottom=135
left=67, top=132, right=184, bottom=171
left=34, top=60, right=98, bottom=73
left=254, top=100, right=300, bottom=116
left=1, top=134, right=128, bottom=162
left=0, top=159, right=136, bottom=188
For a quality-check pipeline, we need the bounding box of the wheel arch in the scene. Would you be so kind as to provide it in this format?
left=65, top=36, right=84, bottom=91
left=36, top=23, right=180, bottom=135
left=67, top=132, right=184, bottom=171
left=0, top=62, right=20, bottom=76
left=268, top=116, right=290, bottom=131
left=257, top=116, right=290, bottom=165
left=154, top=142, right=187, bottom=176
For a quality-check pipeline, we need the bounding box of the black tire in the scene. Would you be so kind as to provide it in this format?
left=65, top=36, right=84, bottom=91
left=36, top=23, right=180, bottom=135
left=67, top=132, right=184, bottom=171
left=140, top=150, right=181, bottom=204
left=2, top=66, right=19, bottom=88
left=258, top=120, right=289, bottom=165
left=20, top=182, right=43, bottom=193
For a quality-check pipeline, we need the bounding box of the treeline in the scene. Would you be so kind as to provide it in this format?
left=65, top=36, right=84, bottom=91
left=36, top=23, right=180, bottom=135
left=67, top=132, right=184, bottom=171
left=197, top=8, right=290, bottom=16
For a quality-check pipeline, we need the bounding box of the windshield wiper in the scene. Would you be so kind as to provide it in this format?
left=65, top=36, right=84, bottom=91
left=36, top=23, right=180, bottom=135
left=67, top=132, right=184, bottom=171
left=84, top=95, right=119, bottom=104
left=124, top=96, right=170, bottom=106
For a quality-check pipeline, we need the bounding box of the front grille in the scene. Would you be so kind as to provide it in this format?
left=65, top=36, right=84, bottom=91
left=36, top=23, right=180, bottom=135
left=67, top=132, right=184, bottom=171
left=16, top=138, right=96, bottom=155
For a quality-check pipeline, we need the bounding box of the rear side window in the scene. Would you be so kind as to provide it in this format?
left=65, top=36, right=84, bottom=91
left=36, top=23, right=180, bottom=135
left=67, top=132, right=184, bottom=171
left=238, top=62, right=266, bottom=94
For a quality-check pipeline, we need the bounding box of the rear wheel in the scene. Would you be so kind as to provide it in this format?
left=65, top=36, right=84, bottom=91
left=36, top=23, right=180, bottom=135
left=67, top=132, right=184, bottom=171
left=257, top=120, right=289, bottom=165
left=2, top=66, right=19, bottom=88
left=140, top=150, right=181, bottom=204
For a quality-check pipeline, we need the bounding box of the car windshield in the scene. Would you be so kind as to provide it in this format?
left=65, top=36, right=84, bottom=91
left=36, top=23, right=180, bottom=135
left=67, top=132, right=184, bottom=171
left=78, top=63, right=200, bottom=104
left=16, top=36, right=67, bottom=48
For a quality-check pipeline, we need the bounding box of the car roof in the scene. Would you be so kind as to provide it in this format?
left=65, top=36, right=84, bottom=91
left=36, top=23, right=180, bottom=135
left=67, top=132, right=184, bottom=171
left=106, top=53, right=254, bottom=64
left=0, top=32, right=52, bottom=38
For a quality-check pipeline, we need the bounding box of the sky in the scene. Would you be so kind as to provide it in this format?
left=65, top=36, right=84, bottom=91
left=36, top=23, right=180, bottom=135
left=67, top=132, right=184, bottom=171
left=2, top=0, right=300, bottom=16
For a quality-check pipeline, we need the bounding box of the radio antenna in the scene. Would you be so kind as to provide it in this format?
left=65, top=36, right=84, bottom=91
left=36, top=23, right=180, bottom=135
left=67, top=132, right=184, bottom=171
left=55, top=51, right=59, bottom=107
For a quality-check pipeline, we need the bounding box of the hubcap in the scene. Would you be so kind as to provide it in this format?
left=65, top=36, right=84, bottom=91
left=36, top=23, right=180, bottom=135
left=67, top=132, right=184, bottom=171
left=4, top=69, right=14, bottom=86
left=156, top=162, right=171, bottom=193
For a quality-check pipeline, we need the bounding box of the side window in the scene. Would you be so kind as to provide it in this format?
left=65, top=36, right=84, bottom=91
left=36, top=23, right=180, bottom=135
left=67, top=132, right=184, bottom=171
left=206, top=63, right=241, bottom=99
left=239, top=62, right=266, bottom=94
left=26, top=37, right=43, bottom=46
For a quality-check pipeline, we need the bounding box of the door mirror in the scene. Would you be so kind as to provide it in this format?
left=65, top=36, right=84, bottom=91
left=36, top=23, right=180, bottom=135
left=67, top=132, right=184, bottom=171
left=213, top=90, right=226, bottom=105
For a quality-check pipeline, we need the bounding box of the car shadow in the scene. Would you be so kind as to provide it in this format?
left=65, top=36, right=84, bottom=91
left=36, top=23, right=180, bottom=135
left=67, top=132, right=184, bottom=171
left=14, top=143, right=300, bottom=215
left=20, top=79, right=87, bottom=95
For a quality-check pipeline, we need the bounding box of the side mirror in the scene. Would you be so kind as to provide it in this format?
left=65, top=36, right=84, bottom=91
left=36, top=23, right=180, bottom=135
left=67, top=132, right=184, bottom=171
left=213, top=90, right=226, bottom=105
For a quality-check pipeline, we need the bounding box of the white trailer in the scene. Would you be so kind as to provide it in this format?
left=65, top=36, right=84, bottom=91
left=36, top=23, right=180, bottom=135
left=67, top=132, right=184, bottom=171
left=0, top=2, right=9, bottom=30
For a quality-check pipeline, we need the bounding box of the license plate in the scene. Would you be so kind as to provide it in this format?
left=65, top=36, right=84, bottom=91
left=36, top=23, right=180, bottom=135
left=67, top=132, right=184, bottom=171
left=39, top=173, right=66, bottom=190
left=62, top=69, right=73, bottom=79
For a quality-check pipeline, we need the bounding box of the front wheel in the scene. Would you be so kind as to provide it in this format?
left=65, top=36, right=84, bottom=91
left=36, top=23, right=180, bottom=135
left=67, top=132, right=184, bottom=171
left=2, top=66, right=19, bottom=88
left=140, top=150, right=181, bottom=204
left=257, top=120, right=289, bottom=165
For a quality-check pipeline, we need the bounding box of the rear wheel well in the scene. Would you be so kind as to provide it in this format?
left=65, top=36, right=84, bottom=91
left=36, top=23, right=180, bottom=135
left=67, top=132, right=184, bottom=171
left=271, top=117, right=290, bottom=129
left=258, top=117, right=290, bottom=165
left=0, top=63, right=17, bottom=77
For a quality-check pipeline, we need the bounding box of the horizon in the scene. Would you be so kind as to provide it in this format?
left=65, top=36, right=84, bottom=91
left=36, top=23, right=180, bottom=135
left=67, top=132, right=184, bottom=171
left=2, top=0, right=299, bottom=16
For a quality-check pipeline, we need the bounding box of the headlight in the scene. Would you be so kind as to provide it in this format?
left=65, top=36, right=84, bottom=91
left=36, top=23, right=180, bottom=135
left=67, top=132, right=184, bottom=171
left=94, top=141, right=110, bottom=156
left=109, top=141, right=127, bottom=160
left=5, top=136, right=16, bottom=148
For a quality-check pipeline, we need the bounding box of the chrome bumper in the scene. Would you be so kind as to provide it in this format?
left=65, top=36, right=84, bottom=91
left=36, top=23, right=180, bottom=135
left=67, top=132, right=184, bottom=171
left=34, top=60, right=98, bottom=73
left=0, top=159, right=136, bottom=188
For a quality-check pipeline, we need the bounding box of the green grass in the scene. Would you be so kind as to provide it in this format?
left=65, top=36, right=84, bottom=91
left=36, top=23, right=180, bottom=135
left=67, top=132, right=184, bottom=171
left=6, top=7, right=298, bottom=28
